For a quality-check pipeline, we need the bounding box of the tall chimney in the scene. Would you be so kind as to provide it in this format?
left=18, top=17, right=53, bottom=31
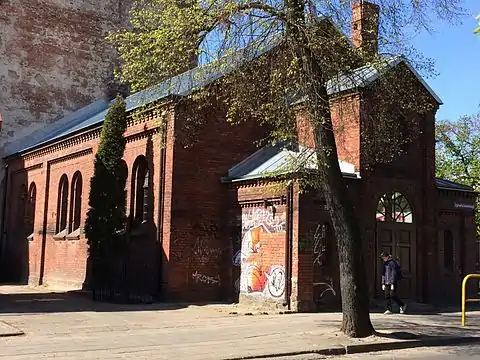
left=351, top=1, right=380, bottom=59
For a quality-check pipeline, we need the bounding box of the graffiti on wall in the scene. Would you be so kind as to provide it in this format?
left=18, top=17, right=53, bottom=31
left=234, top=207, right=287, bottom=299
left=313, top=277, right=337, bottom=299
left=192, top=271, right=220, bottom=286
left=313, top=224, right=328, bottom=266
left=191, top=220, right=223, bottom=265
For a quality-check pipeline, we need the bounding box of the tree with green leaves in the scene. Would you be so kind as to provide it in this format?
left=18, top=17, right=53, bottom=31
left=436, top=112, right=480, bottom=235
left=108, top=0, right=463, bottom=337
left=85, top=94, right=128, bottom=294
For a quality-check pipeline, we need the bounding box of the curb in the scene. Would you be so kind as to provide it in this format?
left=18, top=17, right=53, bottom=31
left=224, top=336, right=480, bottom=359
left=345, top=336, right=480, bottom=354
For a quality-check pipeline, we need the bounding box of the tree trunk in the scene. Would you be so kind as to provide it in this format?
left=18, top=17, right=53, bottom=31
left=284, top=1, right=374, bottom=335
left=313, top=97, right=374, bottom=338
left=307, top=58, right=374, bottom=338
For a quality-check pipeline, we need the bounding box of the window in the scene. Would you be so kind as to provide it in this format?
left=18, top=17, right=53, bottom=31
left=131, top=156, right=149, bottom=225
left=376, top=192, right=413, bottom=223
left=444, top=230, right=454, bottom=272
left=68, top=172, right=82, bottom=233
left=56, top=174, right=69, bottom=233
left=25, top=182, right=36, bottom=238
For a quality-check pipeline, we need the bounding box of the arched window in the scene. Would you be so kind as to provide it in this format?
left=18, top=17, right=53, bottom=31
left=444, top=230, right=454, bottom=272
left=25, top=182, right=37, bottom=237
left=68, top=171, right=82, bottom=233
left=56, top=174, right=69, bottom=233
left=376, top=192, right=413, bottom=223
left=131, top=156, right=149, bottom=225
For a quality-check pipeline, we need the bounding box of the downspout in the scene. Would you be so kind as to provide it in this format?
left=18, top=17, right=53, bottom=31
left=39, top=162, right=51, bottom=285
left=284, top=180, right=294, bottom=309
left=0, top=163, right=10, bottom=262
left=156, top=142, right=166, bottom=297
left=156, top=119, right=168, bottom=298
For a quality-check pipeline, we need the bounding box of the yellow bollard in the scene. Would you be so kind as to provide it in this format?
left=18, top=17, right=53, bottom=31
left=461, top=274, right=480, bottom=327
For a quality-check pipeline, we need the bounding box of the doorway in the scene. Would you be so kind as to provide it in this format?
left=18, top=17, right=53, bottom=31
left=375, top=192, right=416, bottom=300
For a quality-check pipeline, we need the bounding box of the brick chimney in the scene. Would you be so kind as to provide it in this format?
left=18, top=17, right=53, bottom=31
left=351, top=1, right=380, bottom=59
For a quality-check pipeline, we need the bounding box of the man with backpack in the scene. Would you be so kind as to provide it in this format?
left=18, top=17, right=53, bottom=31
left=381, top=252, right=407, bottom=315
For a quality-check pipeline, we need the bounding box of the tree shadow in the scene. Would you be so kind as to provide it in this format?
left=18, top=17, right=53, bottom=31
left=368, top=298, right=480, bottom=315
left=0, top=287, right=231, bottom=314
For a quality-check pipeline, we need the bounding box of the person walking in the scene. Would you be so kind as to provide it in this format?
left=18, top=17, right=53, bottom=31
left=381, top=252, right=407, bottom=315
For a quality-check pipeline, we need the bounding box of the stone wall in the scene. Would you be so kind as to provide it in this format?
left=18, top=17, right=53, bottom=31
left=0, top=0, right=131, bottom=242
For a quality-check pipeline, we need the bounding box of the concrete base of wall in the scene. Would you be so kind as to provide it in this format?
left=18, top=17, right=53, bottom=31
left=238, top=293, right=288, bottom=311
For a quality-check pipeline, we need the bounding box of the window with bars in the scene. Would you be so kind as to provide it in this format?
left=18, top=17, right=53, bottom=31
left=375, top=192, right=413, bottom=223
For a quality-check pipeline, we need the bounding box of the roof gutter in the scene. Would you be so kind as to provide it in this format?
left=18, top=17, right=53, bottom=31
left=436, top=186, right=477, bottom=194
left=221, top=170, right=360, bottom=184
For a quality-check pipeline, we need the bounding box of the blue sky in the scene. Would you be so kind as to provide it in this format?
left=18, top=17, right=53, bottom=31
left=411, top=0, right=479, bottom=122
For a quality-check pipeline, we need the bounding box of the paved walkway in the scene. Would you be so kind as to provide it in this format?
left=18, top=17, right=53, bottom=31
left=0, top=286, right=479, bottom=359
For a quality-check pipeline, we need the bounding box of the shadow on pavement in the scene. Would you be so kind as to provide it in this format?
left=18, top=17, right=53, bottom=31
left=0, top=286, right=232, bottom=314
left=369, top=300, right=480, bottom=316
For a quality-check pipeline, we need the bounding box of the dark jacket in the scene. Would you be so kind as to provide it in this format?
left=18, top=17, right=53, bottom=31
left=382, top=258, right=398, bottom=285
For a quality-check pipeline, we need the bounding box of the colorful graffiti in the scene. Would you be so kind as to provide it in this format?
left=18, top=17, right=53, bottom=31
left=237, top=207, right=286, bottom=299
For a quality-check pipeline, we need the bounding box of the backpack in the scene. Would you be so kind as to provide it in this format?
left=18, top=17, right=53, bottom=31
left=394, top=261, right=403, bottom=281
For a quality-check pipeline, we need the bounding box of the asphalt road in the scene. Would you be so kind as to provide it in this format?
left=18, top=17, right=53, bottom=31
left=266, top=343, right=480, bottom=359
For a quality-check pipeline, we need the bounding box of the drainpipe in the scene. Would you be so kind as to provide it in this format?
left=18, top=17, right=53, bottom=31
left=0, top=163, right=9, bottom=263
left=284, top=180, right=294, bottom=309
left=39, top=162, right=51, bottom=285
left=156, top=141, right=166, bottom=297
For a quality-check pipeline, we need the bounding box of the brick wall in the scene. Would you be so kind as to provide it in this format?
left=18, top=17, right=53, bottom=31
left=436, top=189, right=477, bottom=303
left=330, top=93, right=362, bottom=171
left=1, top=105, right=163, bottom=292
left=164, top=101, right=266, bottom=301
left=295, top=94, right=362, bottom=172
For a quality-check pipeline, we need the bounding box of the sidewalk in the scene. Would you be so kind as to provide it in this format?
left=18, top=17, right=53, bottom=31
left=0, top=285, right=479, bottom=359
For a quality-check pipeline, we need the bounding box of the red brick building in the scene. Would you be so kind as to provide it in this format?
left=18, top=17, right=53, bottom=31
left=0, top=2, right=476, bottom=309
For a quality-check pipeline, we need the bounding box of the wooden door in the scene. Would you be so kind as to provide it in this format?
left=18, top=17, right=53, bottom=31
left=376, top=224, right=416, bottom=299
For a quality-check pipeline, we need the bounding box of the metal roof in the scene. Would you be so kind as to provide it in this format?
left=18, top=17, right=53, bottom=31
left=435, top=178, right=475, bottom=192
left=224, top=151, right=476, bottom=194
left=222, top=142, right=359, bottom=183
left=326, top=56, right=443, bottom=105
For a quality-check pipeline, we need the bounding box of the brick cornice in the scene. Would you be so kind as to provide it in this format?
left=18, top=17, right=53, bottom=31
left=48, top=148, right=93, bottom=166
left=12, top=162, right=43, bottom=175
left=237, top=197, right=285, bottom=208
left=126, top=128, right=160, bottom=143
left=24, top=129, right=101, bottom=162
left=19, top=102, right=173, bottom=162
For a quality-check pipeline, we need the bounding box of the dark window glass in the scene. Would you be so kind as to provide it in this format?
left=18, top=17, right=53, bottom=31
left=56, top=175, right=69, bottom=233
